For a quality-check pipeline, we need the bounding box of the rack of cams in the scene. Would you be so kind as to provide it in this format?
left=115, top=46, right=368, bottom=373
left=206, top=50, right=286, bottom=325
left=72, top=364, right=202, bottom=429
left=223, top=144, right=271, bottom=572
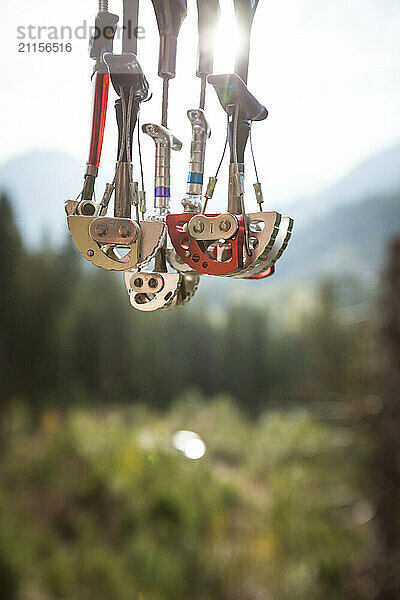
left=65, top=0, right=293, bottom=313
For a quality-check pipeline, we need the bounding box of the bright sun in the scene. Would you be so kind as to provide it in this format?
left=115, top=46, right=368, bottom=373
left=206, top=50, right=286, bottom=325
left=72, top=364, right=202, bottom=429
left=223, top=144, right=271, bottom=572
left=213, top=0, right=243, bottom=74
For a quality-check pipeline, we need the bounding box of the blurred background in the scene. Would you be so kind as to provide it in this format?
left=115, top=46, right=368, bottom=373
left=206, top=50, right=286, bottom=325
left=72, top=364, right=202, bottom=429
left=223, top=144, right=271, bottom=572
left=1, top=0, right=400, bottom=599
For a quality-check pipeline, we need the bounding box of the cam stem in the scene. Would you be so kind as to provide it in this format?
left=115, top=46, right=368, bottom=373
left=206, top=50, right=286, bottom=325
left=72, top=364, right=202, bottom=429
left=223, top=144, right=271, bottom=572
left=161, top=78, right=169, bottom=128
left=199, top=75, right=206, bottom=110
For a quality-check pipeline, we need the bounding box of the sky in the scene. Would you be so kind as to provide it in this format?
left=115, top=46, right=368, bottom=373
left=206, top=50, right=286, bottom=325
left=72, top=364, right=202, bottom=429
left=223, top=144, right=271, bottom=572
left=1, top=0, right=400, bottom=209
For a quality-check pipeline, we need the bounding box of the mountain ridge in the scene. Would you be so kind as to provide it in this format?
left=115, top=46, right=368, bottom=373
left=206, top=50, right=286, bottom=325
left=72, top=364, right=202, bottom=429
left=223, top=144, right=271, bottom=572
left=291, top=141, right=400, bottom=226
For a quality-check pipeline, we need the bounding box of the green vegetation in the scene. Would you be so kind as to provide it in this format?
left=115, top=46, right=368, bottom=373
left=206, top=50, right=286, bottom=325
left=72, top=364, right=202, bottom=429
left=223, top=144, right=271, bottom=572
left=0, top=192, right=394, bottom=599
left=0, top=399, right=369, bottom=600
left=0, top=194, right=373, bottom=415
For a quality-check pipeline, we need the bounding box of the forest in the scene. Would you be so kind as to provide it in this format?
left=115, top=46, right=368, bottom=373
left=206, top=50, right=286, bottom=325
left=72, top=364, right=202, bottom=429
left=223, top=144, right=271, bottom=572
left=0, top=193, right=373, bottom=414
left=0, top=192, right=399, bottom=600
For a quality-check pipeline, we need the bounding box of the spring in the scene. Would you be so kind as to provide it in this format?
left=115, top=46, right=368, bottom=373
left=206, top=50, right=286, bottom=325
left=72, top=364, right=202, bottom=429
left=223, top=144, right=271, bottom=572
left=99, top=0, right=108, bottom=11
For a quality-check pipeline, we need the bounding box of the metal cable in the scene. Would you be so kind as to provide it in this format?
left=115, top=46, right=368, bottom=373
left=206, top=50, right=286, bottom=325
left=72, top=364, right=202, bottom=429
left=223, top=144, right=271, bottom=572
left=215, top=127, right=228, bottom=179
left=112, top=87, right=128, bottom=188
left=233, top=104, right=251, bottom=256
left=100, top=87, right=128, bottom=210
left=161, top=78, right=169, bottom=127
left=136, top=113, right=146, bottom=220
left=199, top=76, right=207, bottom=110
left=125, top=88, right=134, bottom=182
left=249, top=128, right=260, bottom=184
left=137, top=114, right=145, bottom=193
left=125, top=88, right=140, bottom=221
left=201, top=127, right=228, bottom=214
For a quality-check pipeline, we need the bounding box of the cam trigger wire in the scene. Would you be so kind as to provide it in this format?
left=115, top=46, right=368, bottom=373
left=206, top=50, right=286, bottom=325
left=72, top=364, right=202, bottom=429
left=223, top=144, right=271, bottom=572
left=249, top=128, right=260, bottom=184
left=114, top=86, right=129, bottom=186
left=233, top=104, right=251, bottom=256
left=124, top=88, right=140, bottom=221
left=249, top=126, right=264, bottom=212
left=137, top=113, right=145, bottom=197
left=125, top=87, right=134, bottom=183
left=100, top=86, right=130, bottom=211
left=215, top=124, right=228, bottom=180
left=202, top=119, right=228, bottom=214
